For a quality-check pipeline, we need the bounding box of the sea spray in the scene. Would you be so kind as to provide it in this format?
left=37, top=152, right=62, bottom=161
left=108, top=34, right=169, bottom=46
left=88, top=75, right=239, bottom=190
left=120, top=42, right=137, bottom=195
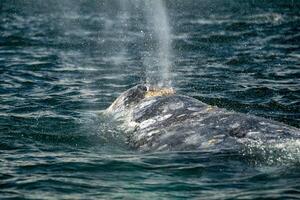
left=143, top=0, right=173, bottom=88
left=114, top=0, right=173, bottom=88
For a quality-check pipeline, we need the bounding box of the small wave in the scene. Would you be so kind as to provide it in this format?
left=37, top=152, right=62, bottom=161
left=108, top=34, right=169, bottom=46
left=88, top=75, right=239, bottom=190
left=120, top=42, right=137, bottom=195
left=245, top=13, right=284, bottom=25
left=190, top=18, right=231, bottom=25
left=190, top=13, right=284, bottom=27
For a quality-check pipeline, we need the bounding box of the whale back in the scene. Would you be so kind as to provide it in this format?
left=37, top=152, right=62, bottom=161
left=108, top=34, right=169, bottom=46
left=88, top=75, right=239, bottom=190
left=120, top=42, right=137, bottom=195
left=106, top=85, right=300, bottom=152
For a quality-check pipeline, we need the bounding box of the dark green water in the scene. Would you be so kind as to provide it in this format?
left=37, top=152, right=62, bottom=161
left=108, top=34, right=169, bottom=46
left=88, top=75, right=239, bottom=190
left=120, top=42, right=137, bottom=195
left=1, top=0, right=300, bottom=199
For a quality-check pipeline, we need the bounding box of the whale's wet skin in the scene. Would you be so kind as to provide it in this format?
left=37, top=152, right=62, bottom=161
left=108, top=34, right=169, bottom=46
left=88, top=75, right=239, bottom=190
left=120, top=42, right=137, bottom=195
left=1, top=0, right=300, bottom=199
left=106, top=85, right=300, bottom=152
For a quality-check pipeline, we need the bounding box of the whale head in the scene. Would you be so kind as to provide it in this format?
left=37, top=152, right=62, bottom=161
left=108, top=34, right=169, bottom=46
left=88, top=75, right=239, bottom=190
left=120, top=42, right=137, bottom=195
left=106, top=84, right=148, bottom=114
left=106, top=84, right=175, bottom=115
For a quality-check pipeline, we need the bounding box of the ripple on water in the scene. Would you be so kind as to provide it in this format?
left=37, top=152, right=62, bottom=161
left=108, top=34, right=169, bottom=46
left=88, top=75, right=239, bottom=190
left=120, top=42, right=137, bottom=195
left=0, top=0, right=300, bottom=199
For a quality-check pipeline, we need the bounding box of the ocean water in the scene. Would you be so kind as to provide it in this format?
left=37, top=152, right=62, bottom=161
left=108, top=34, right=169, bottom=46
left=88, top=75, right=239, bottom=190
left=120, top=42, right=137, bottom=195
left=1, top=0, right=300, bottom=199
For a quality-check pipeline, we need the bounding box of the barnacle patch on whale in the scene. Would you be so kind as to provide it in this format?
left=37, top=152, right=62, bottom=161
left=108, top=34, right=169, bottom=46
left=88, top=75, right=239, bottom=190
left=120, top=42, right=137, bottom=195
left=145, top=86, right=175, bottom=98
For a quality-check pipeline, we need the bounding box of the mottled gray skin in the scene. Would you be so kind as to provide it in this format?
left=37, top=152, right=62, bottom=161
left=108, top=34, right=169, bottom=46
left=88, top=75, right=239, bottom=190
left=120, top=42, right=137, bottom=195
left=106, top=85, right=300, bottom=152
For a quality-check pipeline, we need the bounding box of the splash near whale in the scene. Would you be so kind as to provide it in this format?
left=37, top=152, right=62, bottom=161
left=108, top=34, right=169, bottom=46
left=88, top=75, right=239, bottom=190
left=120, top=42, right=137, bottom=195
left=106, top=85, right=300, bottom=152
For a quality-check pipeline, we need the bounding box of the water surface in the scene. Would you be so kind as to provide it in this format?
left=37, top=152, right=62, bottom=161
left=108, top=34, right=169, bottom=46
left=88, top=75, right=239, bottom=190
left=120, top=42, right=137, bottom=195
left=1, top=0, right=300, bottom=199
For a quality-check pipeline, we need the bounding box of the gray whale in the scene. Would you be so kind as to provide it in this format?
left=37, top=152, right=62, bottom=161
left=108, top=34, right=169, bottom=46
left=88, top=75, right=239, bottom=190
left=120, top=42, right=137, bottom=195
left=106, top=85, right=300, bottom=152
